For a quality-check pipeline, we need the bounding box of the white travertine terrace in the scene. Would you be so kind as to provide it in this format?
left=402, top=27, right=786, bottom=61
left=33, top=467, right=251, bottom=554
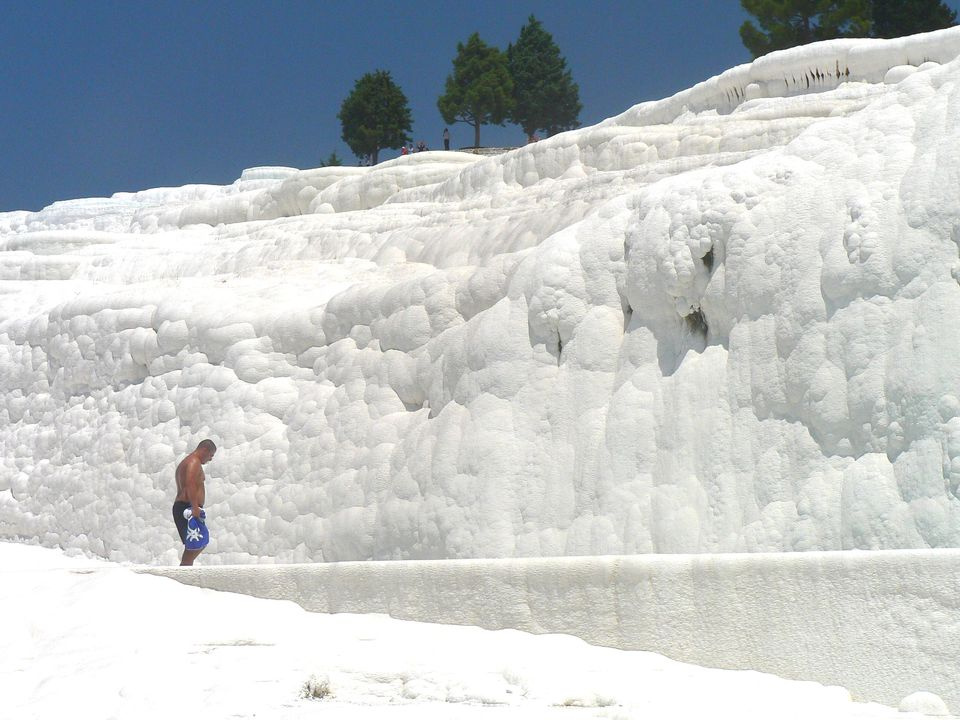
left=5, top=29, right=960, bottom=565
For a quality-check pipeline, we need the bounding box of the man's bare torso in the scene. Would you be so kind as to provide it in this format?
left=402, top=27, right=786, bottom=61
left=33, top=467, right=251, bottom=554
left=174, top=453, right=205, bottom=505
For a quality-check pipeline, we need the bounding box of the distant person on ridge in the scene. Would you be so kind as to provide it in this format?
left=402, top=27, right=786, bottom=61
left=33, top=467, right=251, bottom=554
left=443, top=128, right=450, bottom=151
left=401, top=144, right=408, bottom=156
left=173, top=439, right=216, bottom=566
left=417, top=140, right=427, bottom=152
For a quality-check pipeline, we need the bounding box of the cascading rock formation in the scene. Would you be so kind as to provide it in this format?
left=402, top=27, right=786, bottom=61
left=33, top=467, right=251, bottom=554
left=5, top=30, right=960, bottom=565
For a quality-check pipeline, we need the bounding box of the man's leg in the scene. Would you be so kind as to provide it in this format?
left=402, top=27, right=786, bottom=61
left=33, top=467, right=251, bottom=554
left=180, top=547, right=204, bottom=566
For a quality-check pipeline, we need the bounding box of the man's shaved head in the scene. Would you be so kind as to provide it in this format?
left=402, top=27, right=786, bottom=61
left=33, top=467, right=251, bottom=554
left=197, top=439, right=217, bottom=462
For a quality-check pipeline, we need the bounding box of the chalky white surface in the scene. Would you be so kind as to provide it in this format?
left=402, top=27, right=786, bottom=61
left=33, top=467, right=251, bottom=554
left=0, top=542, right=927, bottom=720
left=141, top=548, right=960, bottom=710
left=901, top=692, right=952, bottom=716
left=6, top=30, right=960, bottom=563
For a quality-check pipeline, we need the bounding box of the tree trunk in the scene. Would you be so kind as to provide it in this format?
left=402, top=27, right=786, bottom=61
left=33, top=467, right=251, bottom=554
left=474, top=121, right=481, bottom=148
left=372, top=147, right=379, bottom=165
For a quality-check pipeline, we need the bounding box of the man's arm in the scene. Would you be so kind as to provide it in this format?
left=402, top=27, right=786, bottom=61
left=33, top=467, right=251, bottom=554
left=184, top=458, right=204, bottom=522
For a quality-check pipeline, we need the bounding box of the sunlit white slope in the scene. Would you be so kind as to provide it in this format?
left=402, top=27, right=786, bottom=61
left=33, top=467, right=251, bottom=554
left=0, top=543, right=924, bottom=720
left=5, top=30, right=960, bottom=562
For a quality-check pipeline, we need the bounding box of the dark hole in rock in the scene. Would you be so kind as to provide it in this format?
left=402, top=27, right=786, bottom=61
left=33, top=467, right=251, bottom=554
left=702, top=248, right=714, bottom=273
left=685, top=308, right=708, bottom=337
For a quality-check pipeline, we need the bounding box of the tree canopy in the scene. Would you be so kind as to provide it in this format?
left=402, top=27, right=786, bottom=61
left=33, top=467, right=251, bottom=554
left=507, top=16, right=582, bottom=142
left=437, top=33, right=513, bottom=148
left=871, top=0, right=956, bottom=39
left=739, top=0, right=871, bottom=58
left=338, top=70, right=412, bottom=165
left=740, top=0, right=957, bottom=57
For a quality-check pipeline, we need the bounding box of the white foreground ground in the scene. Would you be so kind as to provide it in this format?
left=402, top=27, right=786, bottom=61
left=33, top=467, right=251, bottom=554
left=3, top=542, right=940, bottom=720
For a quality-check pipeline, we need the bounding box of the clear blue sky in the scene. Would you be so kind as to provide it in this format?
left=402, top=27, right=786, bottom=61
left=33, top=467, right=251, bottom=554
left=1, top=1, right=955, bottom=212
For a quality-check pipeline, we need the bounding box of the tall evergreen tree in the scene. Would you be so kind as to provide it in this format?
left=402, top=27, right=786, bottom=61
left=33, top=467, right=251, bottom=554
left=507, top=16, right=582, bottom=142
left=437, top=33, right=513, bottom=148
left=740, top=0, right=871, bottom=58
left=871, top=0, right=956, bottom=38
left=338, top=70, right=412, bottom=165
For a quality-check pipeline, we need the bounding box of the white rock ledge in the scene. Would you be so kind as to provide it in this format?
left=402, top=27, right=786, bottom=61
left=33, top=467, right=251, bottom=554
left=141, top=548, right=960, bottom=712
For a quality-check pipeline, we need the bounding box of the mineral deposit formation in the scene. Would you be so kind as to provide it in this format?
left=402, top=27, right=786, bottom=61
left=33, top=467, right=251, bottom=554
left=5, top=30, right=960, bottom=564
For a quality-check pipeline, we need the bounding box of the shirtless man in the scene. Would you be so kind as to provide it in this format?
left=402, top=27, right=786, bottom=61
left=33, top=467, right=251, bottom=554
left=173, top=439, right=216, bottom=566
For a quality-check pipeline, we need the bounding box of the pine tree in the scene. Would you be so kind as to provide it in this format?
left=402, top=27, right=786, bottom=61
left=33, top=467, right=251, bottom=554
left=338, top=70, right=412, bottom=165
left=320, top=152, right=343, bottom=167
left=437, top=33, right=513, bottom=148
left=740, top=0, right=872, bottom=59
left=871, top=0, right=956, bottom=39
left=507, top=16, right=582, bottom=142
